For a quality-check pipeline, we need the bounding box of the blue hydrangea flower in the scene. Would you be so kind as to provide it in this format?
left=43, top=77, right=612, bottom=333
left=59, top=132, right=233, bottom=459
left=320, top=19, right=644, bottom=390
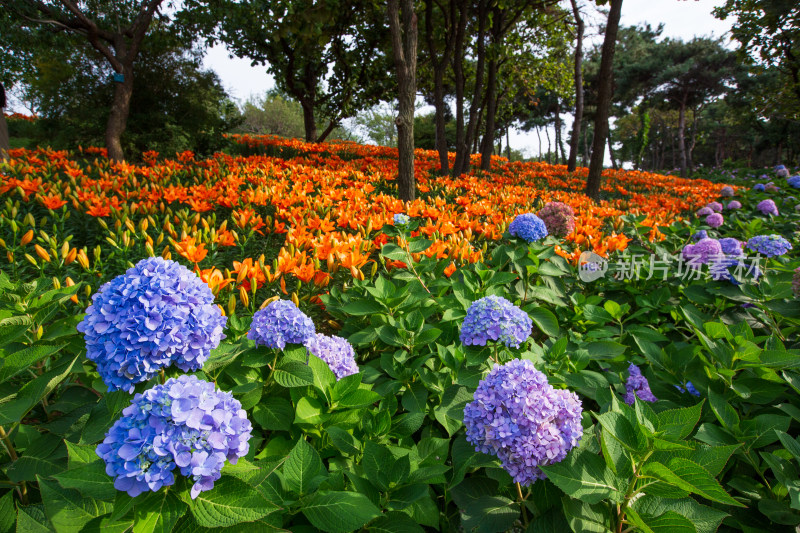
left=460, top=295, right=532, bottom=349
left=746, top=235, right=793, bottom=258
left=96, top=375, right=252, bottom=499
left=77, top=258, right=227, bottom=393
left=691, top=230, right=708, bottom=242
left=753, top=183, right=766, bottom=192
left=463, top=359, right=583, bottom=486
left=674, top=382, right=701, bottom=397
left=625, top=364, right=657, bottom=405
left=788, top=176, right=800, bottom=188
left=508, top=213, right=548, bottom=242
left=719, top=238, right=743, bottom=256
left=682, top=238, right=722, bottom=266
left=304, top=333, right=359, bottom=380
left=248, top=300, right=315, bottom=349
left=393, top=213, right=410, bottom=226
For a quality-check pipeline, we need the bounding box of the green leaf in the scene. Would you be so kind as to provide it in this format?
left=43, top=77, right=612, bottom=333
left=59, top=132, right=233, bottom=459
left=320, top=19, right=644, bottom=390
left=708, top=390, right=739, bottom=430
left=528, top=307, right=559, bottom=338
left=38, top=477, right=113, bottom=533
left=632, top=495, right=727, bottom=533
left=461, top=496, right=519, bottom=533
left=642, top=458, right=744, bottom=507
left=342, top=300, right=385, bottom=316
left=283, top=438, right=323, bottom=495
left=64, top=441, right=102, bottom=468
left=585, top=341, right=626, bottom=360
left=301, top=491, right=380, bottom=533
left=0, top=492, right=15, bottom=533
left=188, top=476, right=279, bottom=527
left=434, top=385, right=472, bottom=437
left=362, top=440, right=393, bottom=491
left=0, top=343, right=65, bottom=383
left=656, top=402, right=703, bottom=440
left=133, top=490, right=187, bottom=533
left=338, top=389, right=381, bottom=409
left=308, top=354, right=337, bottom=397
left=777, top=431, right=800, bottom=462
left=15, top=505, right=51, bottom=533
left=367, top=512, right=424, bottom=533
left=0, top=354, right=79, bottom=425
left=563, top=499, right=613, bottom=533
left=539, top=448, right=623, bottom=504
left=0, top=314, right=33, bottom=349
left=595, top=411, right=647, bottom=452
left=252, top=397, right=293, bottom=431
left=626, top=509, right=695, bottom=533
left=326, top=426, right=361, bottom=455
left=53, top=461, right=116, bottom=500
left=273, top=359, right=314, bottom=388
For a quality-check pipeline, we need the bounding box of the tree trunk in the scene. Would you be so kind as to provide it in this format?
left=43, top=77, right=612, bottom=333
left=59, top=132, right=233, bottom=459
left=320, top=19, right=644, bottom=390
left=459, top=0, right=488, bottom=176
left=567, top=0, right=584, bottom=172
left=688, top=108, right=698, bottom=174
left=480, top=8, right=502, bottom=171
left=452, top=1, right=468, bottom=177
left=586, top=0, right=623, bottom=200
left=505, top=126, right=511, bottom=160
left=433, top=69, right=449, bottom=175
left=555, top=102, right=566, bottom=163
left=105, top=65, right=134, bottom=162
left=388, top=0, right=418, bottom=202
left=300, top=100, right=318, bottom=143
left=536, top=126, right=542, bottom=159
left=607, top=128, right=617, bottom=170
left=677, top=97, right=687, bottom=178
left=545, top=127, right=551, bottom=164
left=0, top=113, right=9, bottom=161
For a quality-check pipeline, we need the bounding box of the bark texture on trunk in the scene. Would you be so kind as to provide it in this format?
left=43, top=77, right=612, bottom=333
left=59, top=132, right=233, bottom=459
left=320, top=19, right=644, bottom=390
left=424, top=0, right=453, bottom=176
left=388, top=0, right=418, bottom=202
left=567, top=0, right=584, bottom=172
left=105, top=65, right=134, bottom=161
left=0, top=114, right=9, bottom=161
left=479, top=8, right=502, bottom=171
left=301, top=100, right=318, bottom=143
left=678, top=98, right=687, bottom=178
left=586, top=0, right=623, bottom=201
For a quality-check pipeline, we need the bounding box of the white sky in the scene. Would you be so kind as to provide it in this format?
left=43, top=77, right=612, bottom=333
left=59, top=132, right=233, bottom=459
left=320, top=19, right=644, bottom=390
left=204, top=0, right=737, bottom=158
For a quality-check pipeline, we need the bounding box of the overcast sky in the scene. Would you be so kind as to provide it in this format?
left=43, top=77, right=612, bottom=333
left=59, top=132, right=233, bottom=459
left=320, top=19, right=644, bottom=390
left=204, top=0, right=735, bottom=157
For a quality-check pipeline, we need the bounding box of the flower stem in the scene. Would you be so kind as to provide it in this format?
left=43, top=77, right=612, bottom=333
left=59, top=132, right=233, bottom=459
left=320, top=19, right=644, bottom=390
left=516, top=482, right=529, bottom=527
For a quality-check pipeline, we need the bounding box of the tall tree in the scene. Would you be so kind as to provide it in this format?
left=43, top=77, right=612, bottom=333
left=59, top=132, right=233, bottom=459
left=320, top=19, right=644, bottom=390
left=388, top=0, right=418, bottom=202
left=567, top=0, right=584, bottom=171
left=586, top=0, right=622, bottom=201
left=3, top=0, right=166, bottom=161
left=0, top=82, right=8, bottom=159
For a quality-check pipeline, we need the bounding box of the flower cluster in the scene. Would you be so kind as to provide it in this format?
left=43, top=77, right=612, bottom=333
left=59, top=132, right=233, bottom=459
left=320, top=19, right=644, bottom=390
left=746, top=234, right=793, bottom=258
left=625, top=364, right=657, bottom=405
left=393, top=213, right=410, bottom=226
left=537, top=202, right=575, bottom=237
left=304, top=333, right=359, bottom=380
left=706, top=202, right=723, bottom=212
left=676, top=382, right=701, bottom=397
left=720, top=186, right=734, bottom=197
left=756, top=199, right=779, bottom=216
left=682, top=238, right=723, bottom=265
left=706, top=213, right=724, bottom=228
left=460, top=295, right=532, bottom=348
left=696, top=206, right=713, bottom=217
left=788, top=176, right=800, bottom=189
left=691, top=230, right=708, bottom=242
left=726, top=200, right=742, bottom=210
left=96, top=375, right=252, bottom=499
left=508, top=213, right=548, bottom=242
left=463, top=359, right=583, bottom=486
left=776, top=165, right=789, bottom=178
left=719, top=238, right=743, bottom=256
left=248, top=299, right=315, bottom=349
left=753, top=183, right=766, bottom=192
left=78, top=258, right=227, bottom=392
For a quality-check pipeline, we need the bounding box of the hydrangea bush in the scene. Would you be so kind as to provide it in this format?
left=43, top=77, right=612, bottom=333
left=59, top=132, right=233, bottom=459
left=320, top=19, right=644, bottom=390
left=459, top=295, right=532, bottom=348
left=96, top=375, right=252, bottom=498
left=508, top=213, right=548, bottom=242
left=77, top=257, right=226, bottom=392
left=248, top=299, right=315, bottom=349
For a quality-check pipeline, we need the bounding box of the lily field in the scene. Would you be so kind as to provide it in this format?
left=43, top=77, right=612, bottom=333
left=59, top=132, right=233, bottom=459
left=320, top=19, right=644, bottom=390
left=0, top=136, right=799, bottom=533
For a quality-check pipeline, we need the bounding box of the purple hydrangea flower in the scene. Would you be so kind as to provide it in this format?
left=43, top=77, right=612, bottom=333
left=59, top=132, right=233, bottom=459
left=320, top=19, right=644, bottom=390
left=776, top=165, right=789, bottom=178
left=719, top=238, right=743, bottom=256
left=706, top=202, right=723, bottom=212
left=788, top=176, right=800, bottom=189
left=720, top=186, right=734, bottom=197
left=625, top=364, right=657, bottom=405
left=304, top=333, right=359, bottom=380
left=691, top=230, right=708, bottom=242
left=753, top=183, right=766, bottom=192
left=746, top=235, right=793, bottom=258
left=537, top=202, right=575, bottom=237
left=460, top=295, right=532, bottom=348
left=696, top=207, right=713, bottom=217
left=77, top=258, right=227, bottom=393
left=756, top=199, right=779, bottom=216
left=726, top=200, right=742, bottom=210
left=508, top=213, right=548, bottom=242
left=96, top=375, right=252, bottom=499
left=463, top=359, right=583, bottom=486
left=393, top=213, right=410, bottom=226
left=705, top=213, right=724, bottom=228
left=682, top=238, right=723, bottom=265
left=248, top=300, right=315, bottom=349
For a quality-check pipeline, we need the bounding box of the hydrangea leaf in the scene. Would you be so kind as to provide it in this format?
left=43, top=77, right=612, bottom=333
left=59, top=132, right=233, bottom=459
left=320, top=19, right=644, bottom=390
left=283, top=438, right=324, bottom=495
left=188, top=476, right=279, bottom=528
left=301, top=490, right=380, bottom=533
